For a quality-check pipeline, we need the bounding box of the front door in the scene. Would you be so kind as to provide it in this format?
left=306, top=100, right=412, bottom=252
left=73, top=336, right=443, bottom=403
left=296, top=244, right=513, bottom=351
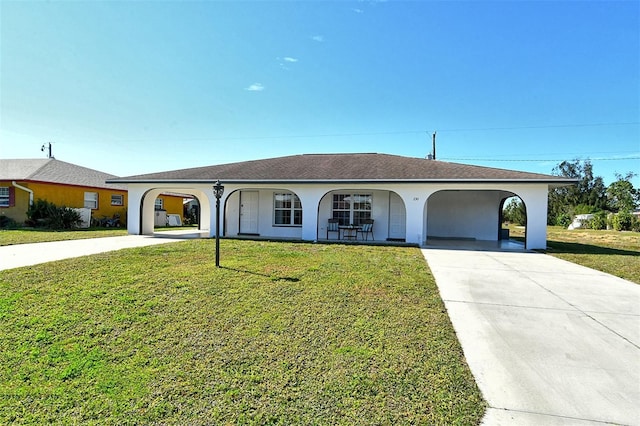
left=240, top=191, right=259, bottom=234
left=388, top=192, right=406, bottom=240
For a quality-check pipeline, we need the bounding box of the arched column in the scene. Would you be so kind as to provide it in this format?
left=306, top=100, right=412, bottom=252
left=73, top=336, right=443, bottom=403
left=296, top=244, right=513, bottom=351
left=393, top=189, right=434, bottom=245
left=141, top=189, right=163, bottom=235
left=299, top=188, right=326, bottom=241
left=207, top=192, right=227, bottom=238
left=519, top=188, right=548, bottom=250
left=125, top=185, right=145, bottom=235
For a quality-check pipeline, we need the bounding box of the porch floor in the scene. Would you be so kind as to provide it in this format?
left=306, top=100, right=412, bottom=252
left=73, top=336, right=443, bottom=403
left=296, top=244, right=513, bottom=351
left=425, top=238, right=526, bottom=252
left=153, top=229, right=210, bottom=239
left=151, top=231, right=527, bottom=252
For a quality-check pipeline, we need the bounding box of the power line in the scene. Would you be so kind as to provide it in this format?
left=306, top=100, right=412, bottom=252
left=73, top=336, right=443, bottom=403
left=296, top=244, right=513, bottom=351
left=441, top=156, right=640, bottom=162
left=68, top=121, right=639, bottom=143
left=459, top=150, right=639, bottom=158
left=436, top=122, right=639, bottom=132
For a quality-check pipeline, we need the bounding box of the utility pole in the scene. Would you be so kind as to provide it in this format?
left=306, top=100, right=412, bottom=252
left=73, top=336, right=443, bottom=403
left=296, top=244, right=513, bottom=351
left=41, top=142, right=53, bottom=158
left=432, top=132, right=436, bottom=160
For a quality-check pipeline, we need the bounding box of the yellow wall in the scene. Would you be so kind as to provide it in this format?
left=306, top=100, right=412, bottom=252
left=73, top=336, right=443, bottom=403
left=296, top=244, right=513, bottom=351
left=1, top=180, right=184, bottom=226
left=0, top=180, right=128, bottom=224
left=0, top=181, right=30, bottom=223
left=156, top=195, right=184, bottom=218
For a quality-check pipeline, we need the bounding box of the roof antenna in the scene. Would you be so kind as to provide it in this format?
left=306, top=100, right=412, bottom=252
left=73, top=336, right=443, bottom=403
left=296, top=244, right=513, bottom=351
left=426, top=131, right=436, bottom=160
left=41, top=142, right=54, bottom=159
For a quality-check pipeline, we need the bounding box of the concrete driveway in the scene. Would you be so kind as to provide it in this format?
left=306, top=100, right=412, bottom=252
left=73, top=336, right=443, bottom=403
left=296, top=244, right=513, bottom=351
left=422, top=248, right=640, bottom=425
left=0, top=234, right=192, bottom=271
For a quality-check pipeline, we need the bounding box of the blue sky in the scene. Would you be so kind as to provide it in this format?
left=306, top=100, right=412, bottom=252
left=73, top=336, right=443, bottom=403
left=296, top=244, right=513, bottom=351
left=1, top=0, right=638, bottom=186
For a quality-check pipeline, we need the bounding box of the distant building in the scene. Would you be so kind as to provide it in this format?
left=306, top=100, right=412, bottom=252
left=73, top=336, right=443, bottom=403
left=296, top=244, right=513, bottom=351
left=568, top=214, right=595, bottom=230
left=0, top=158, right=184, bottom=226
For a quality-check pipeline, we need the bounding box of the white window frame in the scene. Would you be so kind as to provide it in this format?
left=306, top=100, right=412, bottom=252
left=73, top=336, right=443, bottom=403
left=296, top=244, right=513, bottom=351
left=332, top=193, right=372, bottom=226
left=273, top=192, right=302, bottom=226
left=84, top=192, right=98, bottom=209
left=111, top=194, right=124, bottom=206
left=0, top=187, right=9, bottom=207
left=155, top=198, right=164, bottom=210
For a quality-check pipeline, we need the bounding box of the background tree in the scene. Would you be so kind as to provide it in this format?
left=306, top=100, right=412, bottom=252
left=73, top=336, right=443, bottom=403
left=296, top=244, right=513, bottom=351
left=607, top=172, right=638, bottom=213
left=547, top=159, right=607, bottom=225
left=502, top=197, right=526, bottom=225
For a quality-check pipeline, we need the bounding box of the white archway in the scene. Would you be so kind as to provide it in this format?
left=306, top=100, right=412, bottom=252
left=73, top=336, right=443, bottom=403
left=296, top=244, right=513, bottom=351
left=136, top=188, right=212, bottom=236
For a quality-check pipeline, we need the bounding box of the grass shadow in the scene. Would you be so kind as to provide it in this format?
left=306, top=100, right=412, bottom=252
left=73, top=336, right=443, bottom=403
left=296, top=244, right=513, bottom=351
left=510, top=235, right=639, bottom=256
left=221, top=266, right=300, bottom=282
left=544, top=241, right=640, bottom=256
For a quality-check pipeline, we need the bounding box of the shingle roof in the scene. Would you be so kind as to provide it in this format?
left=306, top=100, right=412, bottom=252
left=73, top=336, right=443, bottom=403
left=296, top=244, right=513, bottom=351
left=0, top=158, right=126, bottom=190
left=108, top=153, right=575, bottom=184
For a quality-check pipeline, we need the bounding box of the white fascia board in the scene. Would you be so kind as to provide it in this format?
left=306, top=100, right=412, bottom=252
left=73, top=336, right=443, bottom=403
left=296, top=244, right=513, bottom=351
left=109, top=178, right=577, bottom=185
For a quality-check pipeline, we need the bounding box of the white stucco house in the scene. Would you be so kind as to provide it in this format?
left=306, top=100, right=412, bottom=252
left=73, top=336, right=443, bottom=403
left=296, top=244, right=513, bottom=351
left=107, top=153, right=575, bottom=250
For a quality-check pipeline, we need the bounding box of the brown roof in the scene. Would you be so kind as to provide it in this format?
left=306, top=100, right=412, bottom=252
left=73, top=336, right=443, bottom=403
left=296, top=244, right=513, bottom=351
left=108, top=153, right=575, bottom=184
left=0, top=158, right=126, bottom=190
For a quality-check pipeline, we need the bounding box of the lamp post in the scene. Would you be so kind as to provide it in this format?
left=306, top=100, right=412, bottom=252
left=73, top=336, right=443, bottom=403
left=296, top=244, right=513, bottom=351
left=213, top=180, right=225, bottom=267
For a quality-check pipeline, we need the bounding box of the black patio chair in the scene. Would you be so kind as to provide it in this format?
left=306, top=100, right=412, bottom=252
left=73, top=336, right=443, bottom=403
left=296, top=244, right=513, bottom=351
left=357, top=219, right=374, bottom=241
left=327, top=218, right=340, bottom=239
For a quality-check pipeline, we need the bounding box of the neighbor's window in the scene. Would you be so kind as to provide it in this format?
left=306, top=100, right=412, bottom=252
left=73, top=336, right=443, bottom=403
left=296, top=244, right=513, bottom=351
left=274, top=192, right=302, bottom=226
left=111, top=194, right=124, bottom=206
left=0, top=187, right=9, bottom=207
left=155, top=198, right=164, bottom=210
left=84, top=192, right=98, bottom=209
left=332, top=193, right=371, bottom=226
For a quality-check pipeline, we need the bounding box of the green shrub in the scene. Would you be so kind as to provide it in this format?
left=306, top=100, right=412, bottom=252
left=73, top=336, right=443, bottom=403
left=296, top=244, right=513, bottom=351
left=26, top=199, right=81, bottom=230
left=0, top=215, right=19, bottom=229
left=555, top=213, right=572, bottom=228
left=612, top=210, right=633, bottom=231
left=588, top=211, right=608, bottom=230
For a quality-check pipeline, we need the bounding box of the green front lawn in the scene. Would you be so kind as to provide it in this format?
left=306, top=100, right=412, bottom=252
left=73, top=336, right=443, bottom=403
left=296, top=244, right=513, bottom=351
left=0, top=240, right=485, bottom=424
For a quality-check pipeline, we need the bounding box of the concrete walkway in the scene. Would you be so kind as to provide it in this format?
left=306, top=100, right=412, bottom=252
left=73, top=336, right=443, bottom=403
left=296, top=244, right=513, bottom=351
left=422, top=248, right=640, bottom=426
left=0, top=234, right=191, bottom=271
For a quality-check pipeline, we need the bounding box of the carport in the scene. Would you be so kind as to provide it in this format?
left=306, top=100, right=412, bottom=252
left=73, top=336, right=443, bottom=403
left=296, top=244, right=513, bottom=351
left=425, top=189, right=527, bottom=249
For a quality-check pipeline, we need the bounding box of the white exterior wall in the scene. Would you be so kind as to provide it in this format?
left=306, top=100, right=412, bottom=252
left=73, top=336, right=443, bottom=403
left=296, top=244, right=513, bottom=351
left=224, top=189, right=303, bottom=239
left=124, top=181, right=551, bottom=250
left=427, top=190, right=503, bottom=241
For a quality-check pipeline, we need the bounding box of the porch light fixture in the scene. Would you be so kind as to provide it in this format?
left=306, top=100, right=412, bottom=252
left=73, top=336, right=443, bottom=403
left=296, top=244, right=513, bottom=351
left=213, top=180, right=225, bottom=267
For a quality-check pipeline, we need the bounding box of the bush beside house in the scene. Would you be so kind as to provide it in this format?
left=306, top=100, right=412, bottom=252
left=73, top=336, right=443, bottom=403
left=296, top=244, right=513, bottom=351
left=25, top=199, right=82, bottom=229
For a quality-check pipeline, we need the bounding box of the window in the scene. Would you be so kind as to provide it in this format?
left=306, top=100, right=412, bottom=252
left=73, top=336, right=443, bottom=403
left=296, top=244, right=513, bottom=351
left=111, top=194, right=124, bottom=206
left=0, top=187, right=9, bottom=207
left=155, top=198, right=164, bottom=210
left=274, top=193, right=302, bottom=226
left=84, top=192, right=98, bottom=209
left=332, top=193, right=372, bottom=226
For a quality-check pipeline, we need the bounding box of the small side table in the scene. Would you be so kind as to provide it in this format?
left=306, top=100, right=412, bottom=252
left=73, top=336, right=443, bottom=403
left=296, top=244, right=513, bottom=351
left=339, top=225, right=361, bottom=240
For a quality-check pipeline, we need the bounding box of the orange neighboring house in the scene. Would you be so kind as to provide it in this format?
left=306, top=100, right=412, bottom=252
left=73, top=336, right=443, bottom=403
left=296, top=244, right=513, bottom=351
left=0, top=158, right=184, bottom=226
